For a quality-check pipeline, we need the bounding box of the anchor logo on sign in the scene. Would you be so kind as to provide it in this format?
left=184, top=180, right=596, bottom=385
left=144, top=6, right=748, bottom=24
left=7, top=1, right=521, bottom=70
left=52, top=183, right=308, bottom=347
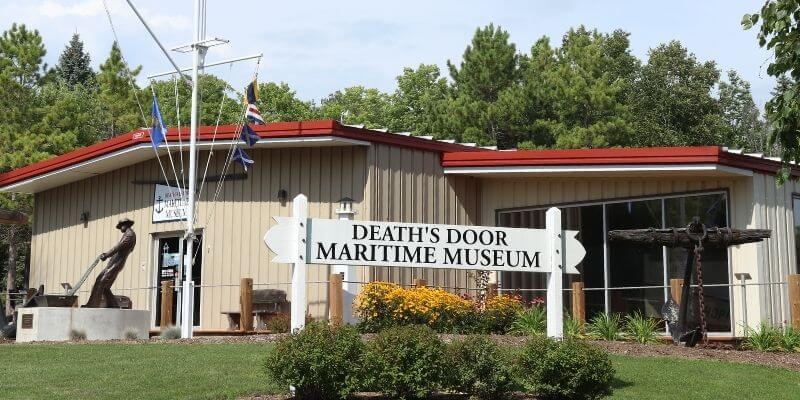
left=155, top=195, right=164, bottom=213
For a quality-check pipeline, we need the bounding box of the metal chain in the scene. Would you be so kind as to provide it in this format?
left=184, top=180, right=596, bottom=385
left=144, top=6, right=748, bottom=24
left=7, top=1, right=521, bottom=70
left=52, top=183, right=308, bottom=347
left=694, top=242, right=708, bottom=345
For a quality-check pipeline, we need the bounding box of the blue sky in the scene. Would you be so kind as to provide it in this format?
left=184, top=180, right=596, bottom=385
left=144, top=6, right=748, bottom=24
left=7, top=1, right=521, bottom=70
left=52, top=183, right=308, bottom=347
left=1, top=0, right=775, bottom=110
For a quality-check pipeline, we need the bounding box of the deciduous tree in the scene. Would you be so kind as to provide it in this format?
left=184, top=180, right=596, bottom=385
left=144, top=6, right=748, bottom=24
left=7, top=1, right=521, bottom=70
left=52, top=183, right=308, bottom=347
left=743, top=1, right=800, bottom=182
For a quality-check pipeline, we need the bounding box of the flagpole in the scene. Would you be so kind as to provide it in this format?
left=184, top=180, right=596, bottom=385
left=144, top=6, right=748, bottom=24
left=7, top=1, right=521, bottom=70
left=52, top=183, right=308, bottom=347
left=181, top=0, right=207, bottom=339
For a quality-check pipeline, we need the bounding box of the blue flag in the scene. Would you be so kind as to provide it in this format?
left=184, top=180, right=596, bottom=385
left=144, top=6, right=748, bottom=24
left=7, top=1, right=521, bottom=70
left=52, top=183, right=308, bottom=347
left=240, top=123, right=260, bottom=146
left=232, top=147, right=254, bottom=172
left=150, top=95, right=166, bottom=149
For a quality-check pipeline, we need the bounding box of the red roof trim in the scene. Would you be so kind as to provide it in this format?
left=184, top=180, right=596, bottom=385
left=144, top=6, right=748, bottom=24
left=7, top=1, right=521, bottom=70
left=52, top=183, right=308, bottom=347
left=442, top=146, right=800, bottom=177
left=0, top=120, right=483, bottom=189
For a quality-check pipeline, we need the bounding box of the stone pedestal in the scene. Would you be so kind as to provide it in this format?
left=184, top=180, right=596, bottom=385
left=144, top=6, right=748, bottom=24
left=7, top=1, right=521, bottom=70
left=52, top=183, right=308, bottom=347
left=15, top=307, right=150, bottom=342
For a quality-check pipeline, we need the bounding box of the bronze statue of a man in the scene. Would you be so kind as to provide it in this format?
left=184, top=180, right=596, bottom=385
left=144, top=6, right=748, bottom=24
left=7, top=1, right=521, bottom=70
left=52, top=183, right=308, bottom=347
left=84, top=218, right=137, bottom=308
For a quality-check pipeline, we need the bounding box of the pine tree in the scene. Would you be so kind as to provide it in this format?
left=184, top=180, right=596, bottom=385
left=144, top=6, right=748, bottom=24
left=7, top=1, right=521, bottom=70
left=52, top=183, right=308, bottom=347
left=435, top=24, right=521, bottom=147
left=55, top=33, right=95, bottom=88
left=97, top=42, right=144, bottom=137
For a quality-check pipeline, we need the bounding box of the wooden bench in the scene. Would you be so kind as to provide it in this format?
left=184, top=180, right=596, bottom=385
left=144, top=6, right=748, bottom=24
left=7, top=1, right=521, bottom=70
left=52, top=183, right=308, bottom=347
left=221, top=288, right=288, bottom=331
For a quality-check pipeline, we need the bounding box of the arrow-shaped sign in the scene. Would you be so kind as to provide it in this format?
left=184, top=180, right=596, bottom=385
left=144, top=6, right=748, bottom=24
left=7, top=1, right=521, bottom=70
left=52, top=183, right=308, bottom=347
left=264, top=218, right=584, bottom=274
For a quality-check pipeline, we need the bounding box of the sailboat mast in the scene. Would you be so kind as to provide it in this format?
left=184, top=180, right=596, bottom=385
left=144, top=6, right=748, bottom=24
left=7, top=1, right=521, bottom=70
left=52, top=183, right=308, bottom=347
left=182, top=0, right=207, bottom=339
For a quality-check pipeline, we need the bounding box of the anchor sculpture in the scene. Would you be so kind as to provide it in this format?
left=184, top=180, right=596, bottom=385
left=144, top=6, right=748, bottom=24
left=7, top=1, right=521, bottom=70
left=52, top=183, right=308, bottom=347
left=609, top=218, right=770, bottom=346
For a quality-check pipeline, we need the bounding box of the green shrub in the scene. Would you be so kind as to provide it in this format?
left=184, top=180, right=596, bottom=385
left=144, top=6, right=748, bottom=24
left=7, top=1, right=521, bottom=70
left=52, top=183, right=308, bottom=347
left=122, top=328, right=140, bottom=341
left=778, top=326, right=800, bottom=352
left=587, top=312, right=623, bottom=341
left=363, top=325, right=445, bottom=400
left=742, top=323, right=780, bottom=351
left=265, top=322, right=364, bottom=400
left=266, top=313, right=290, bottom=333
left=516, top=336, right=615, bottom=400
left=69, top=328, right=87, bottom=341
left=158, top=326, right=181, bottom=340
left=510, top=306, right=547, bottom=336
left=445, top=335, right=516, bottom=399
left=564, top=316, right=586, bottom=339
left=624, top=312, right=660, bottom=344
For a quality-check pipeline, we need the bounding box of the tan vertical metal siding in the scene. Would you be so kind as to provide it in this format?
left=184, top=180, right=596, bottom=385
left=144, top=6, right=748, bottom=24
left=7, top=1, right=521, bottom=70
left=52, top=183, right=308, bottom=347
left=366, top=144, right=481, bottom=290
left=30, top=146, right=369, bottom=329
left=749, top=172, right=800, bottom=326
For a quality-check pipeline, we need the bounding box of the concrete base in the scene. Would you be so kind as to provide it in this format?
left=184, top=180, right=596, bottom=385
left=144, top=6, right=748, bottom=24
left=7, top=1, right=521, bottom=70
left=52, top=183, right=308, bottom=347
left=15, top=307, right=150, bottom=342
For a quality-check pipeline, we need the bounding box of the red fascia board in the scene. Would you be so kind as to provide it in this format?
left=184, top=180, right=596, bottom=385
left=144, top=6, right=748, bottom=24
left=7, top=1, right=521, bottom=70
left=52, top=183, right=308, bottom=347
left=442, top=146, right=722, bottom=166
left=442, top=146, right=800, bottom=177
left=0, top=120, right=481, bottom=189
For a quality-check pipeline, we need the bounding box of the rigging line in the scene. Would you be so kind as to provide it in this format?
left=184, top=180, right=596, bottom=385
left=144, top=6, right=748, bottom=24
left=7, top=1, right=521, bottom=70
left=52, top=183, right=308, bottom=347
left=192, top=57, right=262, bottom=261
left=149, top=80, right=187, bottom=198
left=174, top=75, right=185, bottom=186
left=100, top=0, right=147, bottom=128
left=197, top=57, right=260, bottom=204
left=196, top=79, right=233, bottom=206
left=100, top=0, right=176, bottom=208
left=199, top=58, right=262, bottom=225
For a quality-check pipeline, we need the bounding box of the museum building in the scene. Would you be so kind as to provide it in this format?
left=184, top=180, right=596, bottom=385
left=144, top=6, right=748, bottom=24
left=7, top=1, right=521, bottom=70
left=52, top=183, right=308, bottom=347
left=0, top=119, right=797, bottom=337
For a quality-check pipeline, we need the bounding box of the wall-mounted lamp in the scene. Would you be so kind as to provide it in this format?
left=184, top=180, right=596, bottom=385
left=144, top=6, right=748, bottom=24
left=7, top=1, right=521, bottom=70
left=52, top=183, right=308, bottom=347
left=336, top=197, right=356, bottom=219
left=277, top=189, right=288, bottom=206
left=734, top=272, right=752, bottom=328
left=80, top=211, right=90, bottom=227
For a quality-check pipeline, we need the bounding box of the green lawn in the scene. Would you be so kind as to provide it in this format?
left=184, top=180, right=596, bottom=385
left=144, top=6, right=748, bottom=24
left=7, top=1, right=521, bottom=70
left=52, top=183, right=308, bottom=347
left=0, top=343, right=798, bottom=399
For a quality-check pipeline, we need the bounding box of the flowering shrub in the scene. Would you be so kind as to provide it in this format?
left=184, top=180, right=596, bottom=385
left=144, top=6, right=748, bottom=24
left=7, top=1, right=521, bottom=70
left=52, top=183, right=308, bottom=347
left=355, top=282, right=474, bottom=332
left=481, top=294, right=525, bottom=334
left=355, top=282, right=527, bottom=333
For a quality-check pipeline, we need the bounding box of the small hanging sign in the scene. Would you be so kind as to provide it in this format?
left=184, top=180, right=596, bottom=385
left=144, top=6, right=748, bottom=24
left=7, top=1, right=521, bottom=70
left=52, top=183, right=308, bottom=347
left=152, top=184, right=188, bottom=223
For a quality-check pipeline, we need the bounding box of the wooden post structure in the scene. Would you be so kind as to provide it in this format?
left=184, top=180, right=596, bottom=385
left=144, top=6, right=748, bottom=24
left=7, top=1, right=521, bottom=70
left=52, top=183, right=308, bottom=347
left=571, top=281, right=585, bottom=323
left=487, top=283, right=498, bottom=300
left=670, top=278, right=684, bottom=306
left=789, top=274, right=800, bottom=330
left=414, top=278, right=427, bottom=288
left=329, top=273, right=343, bottom=326
left=160, top=281, right=173, bottom=328
left=240, top=278, right=253, bottom=332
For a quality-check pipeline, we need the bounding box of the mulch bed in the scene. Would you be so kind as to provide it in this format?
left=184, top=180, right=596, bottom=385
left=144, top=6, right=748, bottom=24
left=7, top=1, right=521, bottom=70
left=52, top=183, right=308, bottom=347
left=5, top=332, right=800, bottom=372
left=243, top=393, right=539, bottom=400
left=593, top=339, right=800, bottom=372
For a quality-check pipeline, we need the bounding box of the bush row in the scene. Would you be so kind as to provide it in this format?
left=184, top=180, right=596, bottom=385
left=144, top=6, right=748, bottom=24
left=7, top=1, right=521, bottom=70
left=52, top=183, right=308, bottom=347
left=265, top=323, right=615, bottom=400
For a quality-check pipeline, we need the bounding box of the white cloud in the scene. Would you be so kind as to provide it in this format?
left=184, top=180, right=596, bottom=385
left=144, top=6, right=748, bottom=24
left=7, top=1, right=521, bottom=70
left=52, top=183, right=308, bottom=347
left=38, top=0, right=105, bottom=18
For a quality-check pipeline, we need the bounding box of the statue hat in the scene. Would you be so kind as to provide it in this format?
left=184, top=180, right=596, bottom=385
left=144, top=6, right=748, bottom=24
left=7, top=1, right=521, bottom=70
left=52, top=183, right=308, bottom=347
left=116, top=218, right=135, bottom=229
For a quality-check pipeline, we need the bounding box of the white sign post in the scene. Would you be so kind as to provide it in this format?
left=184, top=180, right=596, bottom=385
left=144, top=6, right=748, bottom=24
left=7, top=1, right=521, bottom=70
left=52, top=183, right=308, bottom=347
left=546, top=207, right=564, bottom=338
left=264, top=197, right=584, bottom=338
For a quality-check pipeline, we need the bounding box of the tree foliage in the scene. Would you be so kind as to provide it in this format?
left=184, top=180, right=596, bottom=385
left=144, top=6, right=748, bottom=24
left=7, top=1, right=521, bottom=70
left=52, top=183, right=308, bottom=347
left=743, top=1, right=800, bottom=182
left=54, top=33, right=95, bottom=88
left=97, top=42, right=144, bottom=138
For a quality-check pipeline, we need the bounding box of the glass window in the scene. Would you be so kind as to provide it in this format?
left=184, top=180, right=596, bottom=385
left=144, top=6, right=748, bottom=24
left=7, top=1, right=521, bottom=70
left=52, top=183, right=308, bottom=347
left=497, top=191, right=731, bottom=333
left=665, top=194, right=730, bottom=332
left=606, top=200, right=664, bottom=319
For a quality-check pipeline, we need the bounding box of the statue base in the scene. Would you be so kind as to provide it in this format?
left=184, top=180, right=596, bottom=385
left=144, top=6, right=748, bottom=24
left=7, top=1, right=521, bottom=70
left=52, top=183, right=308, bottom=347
left=15, top=307, right=150, bottom=342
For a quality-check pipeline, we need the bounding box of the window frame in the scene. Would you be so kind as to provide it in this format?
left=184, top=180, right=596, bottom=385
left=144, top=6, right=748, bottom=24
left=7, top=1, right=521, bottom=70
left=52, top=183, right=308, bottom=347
left=495, top=189, right=733, bottom=336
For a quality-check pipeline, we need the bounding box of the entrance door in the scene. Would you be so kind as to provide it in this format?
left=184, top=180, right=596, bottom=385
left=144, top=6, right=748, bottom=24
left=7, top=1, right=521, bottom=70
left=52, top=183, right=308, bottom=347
left=154, top=235, right=202, bottom=327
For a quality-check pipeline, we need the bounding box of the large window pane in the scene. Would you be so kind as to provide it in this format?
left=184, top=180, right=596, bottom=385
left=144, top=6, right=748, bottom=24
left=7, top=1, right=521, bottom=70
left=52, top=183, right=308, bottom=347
left=607, top=200, right=664, bottom=289
left=608, top=288, right=665, bottom=325
left=665, top=193, right=730, bottom=332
